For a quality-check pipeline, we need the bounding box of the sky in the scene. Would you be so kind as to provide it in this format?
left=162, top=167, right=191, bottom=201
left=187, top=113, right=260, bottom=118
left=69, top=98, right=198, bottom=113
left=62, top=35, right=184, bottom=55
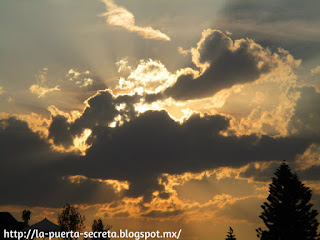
left=0, top=0, right=320, bottom=239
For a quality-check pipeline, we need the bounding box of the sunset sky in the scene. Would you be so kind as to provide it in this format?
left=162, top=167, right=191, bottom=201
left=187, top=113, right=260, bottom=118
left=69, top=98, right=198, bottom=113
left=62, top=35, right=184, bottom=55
left=1, top=0, right=320, bottom=239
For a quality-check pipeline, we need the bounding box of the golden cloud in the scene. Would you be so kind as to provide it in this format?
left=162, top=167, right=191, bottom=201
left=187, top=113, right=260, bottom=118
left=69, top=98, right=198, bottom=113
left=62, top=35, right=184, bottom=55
left=100, top=0, right=170, bottom=41
left=0, top=86, right=6, bottom=95
left=295, top=143, right=320, bottom=170
left=30, top=84, right=60, bottom=98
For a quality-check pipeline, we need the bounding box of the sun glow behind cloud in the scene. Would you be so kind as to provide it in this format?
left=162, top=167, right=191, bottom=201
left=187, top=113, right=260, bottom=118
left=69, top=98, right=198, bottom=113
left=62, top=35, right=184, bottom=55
left=63, top=175, right=130, bottom=193
left=73, top=128, right=92, bottom=155
left=108, top=30, right=303, bottom=138
left=0, top=86, right=6, bottom=95
left=30, top=84, right=60, bottom=98
left=115, top=58, right=198, bottom=95
left=29, top=67, right=61, bottom=98
left=15, top=27, right=308, bottom=158
left=1, top=1, right=320, bottom=239
left=0, top=27, right=308, bottom=168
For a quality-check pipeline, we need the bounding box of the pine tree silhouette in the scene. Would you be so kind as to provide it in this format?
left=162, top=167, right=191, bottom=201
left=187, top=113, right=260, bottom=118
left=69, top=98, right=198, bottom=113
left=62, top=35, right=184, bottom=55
left=226, top=227, right=236, bottom=240
left=257, top=162, right=319, bottom=240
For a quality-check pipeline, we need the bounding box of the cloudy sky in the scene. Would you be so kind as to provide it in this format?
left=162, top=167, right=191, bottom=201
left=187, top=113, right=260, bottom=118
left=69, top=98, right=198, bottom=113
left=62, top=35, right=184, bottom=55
left=1, top=0, right=320, bottom=239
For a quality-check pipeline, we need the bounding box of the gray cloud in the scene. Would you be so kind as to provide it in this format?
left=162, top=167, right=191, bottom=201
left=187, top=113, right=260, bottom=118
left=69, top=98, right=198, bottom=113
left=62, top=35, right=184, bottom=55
left=215, top=0, right=320, bottom=60
left=0, top=117, right=121, bottom=207
left=150, top=30, right=276, bottom=101
left=2, top=27, right=320, bottom=208
left=239, top=160, right=320, bottom=183
left=239, top=162, right=281, bottom=182
left=48, top=90, right=141, bottom=147
left=0, top=94, right=317, bottom=207
left=112, top=211, right=130, bottom=218
left=48, top=115, right=74, bottom=147
left=141, top=210, right=183, bottom=219
left=52, top=92, right=313, bottom=202
left=298, top=166, right=320, bottom=181
left=4, top=72, right=320, bottom=207
left=289, top=86, right=320, bottom=137
left=222, top=0, right=320, bottom=24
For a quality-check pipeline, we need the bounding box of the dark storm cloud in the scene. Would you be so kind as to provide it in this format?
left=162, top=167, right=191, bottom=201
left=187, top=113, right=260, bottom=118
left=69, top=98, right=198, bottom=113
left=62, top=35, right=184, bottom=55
left=71, top=91, right=118, bottom=131
left=0, top=117, right=120, bottom=207
left=0, top=117, right=52, bottom=166
left=68, top=103, right=313, bottom=202
left=1, top=89, right=319, bottom=206
left=161, top=30, right=274, bottom=100
left=49, top=115, right=73, bottom=147
left=49, top=90, right=141, bottom=147
left=0, top=164, right=121, bottom=207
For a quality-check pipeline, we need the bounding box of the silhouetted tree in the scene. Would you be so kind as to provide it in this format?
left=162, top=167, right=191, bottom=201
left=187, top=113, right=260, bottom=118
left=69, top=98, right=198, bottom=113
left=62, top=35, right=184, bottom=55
left=58, top=203, right=85, bottom=239
left=22, top=209, right=31, bottom=227
left=92, top=218, right=111, bottom=240
left=225, top=227, right=236, bottom=240
left=257, top=162, right=319, bottom=240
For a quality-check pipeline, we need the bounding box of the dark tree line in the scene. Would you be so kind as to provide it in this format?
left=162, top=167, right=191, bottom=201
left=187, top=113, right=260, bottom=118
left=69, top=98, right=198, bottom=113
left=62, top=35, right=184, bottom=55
left=58, top=203, right=86, bottom=233
left=20, top=161, right=320, bottom=240
left=57, top=204, right=111, bottom=239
